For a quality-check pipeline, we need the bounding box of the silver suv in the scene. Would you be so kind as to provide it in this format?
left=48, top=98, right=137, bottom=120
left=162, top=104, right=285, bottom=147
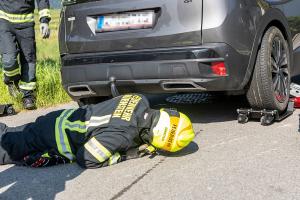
left=59, top=0, right=300, bottom=111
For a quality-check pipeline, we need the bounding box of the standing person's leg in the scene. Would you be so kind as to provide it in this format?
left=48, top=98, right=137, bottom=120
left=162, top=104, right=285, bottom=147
left=0, top=19, right=21, bottom=98
left=15, top=24, right=37, bottom=110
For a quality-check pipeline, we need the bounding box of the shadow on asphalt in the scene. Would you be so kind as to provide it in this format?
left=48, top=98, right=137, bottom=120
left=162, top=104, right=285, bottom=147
left=0, top=164, right=84, bottom=200
left=159, top=141, right=199, bottom=157
left=148, top=93, right=249, bottom=124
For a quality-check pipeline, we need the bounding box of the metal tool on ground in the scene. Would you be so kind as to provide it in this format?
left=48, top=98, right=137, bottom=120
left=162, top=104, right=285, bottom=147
left=290, top=83, right=300, bottom=132
left=290, top=83, right=300, bottom=97
left=0, top=104, right=16, bottom=117
left=291, top=97, right=300, bottom=108
left=237, top=101, right=294, bottom=126
left=290, top=83, right=300, bottom=108
left=237, top=82, right=300, bottom=125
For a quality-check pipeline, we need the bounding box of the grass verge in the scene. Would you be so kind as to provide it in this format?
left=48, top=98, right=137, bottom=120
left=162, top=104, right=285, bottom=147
left=0, top=60, right=71, bottom=111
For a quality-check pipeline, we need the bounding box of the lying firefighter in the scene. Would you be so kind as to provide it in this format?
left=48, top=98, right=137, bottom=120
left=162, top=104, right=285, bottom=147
left=0, top=94, right=195, bottom=168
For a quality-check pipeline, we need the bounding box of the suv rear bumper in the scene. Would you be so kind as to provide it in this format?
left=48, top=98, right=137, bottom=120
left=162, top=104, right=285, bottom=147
left=61, top=43, right=249, bottom=100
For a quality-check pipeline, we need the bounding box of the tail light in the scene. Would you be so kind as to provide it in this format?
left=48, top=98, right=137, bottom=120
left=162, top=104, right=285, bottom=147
left=211, top=62, right=227, bottom=76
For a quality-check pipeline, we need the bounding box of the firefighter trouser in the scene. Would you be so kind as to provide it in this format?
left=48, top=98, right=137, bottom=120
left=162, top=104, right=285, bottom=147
left=0, top=122, right=37, bottom=165
left=0, top=109, right=65, bottom=165
left=0, top=19, right=36, bottom=97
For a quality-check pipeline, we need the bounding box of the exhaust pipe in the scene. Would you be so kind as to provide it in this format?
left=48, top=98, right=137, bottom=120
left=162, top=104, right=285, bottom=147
left=68, top=85, right=96, bottom=97
left=161, top=81, right=206, bottom=91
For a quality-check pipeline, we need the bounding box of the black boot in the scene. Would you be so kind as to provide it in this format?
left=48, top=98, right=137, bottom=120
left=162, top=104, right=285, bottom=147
left=22, top=96, right=36, bottom=110
left=20, top=88, right=37, bottom=110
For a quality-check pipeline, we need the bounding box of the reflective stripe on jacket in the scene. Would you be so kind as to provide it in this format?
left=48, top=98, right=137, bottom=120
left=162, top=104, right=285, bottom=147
left=0, top=0, right=51, bottom=23
left=0, top=11, right=34, bottom=23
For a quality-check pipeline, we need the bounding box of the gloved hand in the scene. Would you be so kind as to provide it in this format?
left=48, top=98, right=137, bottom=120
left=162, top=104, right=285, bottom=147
left=24, top=152, right=69, bottom=168
left=40, top=23, right=50, bottom=39
left=124, top=144, right=157, bottom=160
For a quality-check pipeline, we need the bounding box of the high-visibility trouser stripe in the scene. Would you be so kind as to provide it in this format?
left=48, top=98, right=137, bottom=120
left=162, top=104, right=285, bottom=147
left=64, top=121, right=87, bottom=133
left=39, top=9, right=51, bottom=19
left=84, top=137, right=112, bottom=163
left=42, top=152, right=50, bottom=158
left=3, top=68, right=20, bottom=77
left=19, top=81, right=36, bottom=91
left=109, top=152, right=121, bottom=166
left=0, top=10, right=34, bottom=23
left=86, top=115, right=111, bottom=128
left=55, top=109, right=76, bottom=161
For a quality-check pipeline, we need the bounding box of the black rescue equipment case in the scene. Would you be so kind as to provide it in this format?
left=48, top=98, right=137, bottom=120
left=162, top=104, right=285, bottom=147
left=0, top=104, right=15, bottom=117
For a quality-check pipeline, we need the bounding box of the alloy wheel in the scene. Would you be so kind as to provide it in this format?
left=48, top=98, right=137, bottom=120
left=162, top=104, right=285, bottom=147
left=271, top=36, right=289, bottom=103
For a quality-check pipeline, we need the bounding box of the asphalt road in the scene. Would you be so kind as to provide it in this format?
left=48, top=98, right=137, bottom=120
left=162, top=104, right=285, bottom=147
left=1, top=94, right=300, bottom=200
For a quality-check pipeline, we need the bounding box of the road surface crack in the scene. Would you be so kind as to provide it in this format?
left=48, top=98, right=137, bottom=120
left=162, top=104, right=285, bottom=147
left=110, top=157, right=166, bottom=200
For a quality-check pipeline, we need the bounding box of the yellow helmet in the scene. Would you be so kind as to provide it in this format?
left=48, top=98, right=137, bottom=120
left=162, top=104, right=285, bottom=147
left=150, top=109, right=195, bottom=152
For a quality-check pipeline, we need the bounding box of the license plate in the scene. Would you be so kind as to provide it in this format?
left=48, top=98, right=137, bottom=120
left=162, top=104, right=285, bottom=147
left=96, top=11, right=155, bottom=32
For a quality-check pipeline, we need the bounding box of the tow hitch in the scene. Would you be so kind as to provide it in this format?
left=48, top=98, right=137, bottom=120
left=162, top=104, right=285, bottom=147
left=109, top=77, right=120, bottom=97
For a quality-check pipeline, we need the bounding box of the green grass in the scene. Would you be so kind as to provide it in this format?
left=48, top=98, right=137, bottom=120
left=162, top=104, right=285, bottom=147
left=0, top=9, right=71, bottom=111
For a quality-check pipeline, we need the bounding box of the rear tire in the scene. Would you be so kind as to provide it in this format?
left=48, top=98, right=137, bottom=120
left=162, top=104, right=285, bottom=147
left=247, top=26, right=291, bottom=112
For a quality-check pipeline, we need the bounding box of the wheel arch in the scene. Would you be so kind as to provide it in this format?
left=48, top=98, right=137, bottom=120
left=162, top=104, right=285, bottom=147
left=241, top=9, right=293, bottom=89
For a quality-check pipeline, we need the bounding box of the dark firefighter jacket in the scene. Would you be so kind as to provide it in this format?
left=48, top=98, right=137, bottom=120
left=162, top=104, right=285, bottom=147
left=0, top=0, right=51, bottom=24
left=1, top=94, right=157, bottom=168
